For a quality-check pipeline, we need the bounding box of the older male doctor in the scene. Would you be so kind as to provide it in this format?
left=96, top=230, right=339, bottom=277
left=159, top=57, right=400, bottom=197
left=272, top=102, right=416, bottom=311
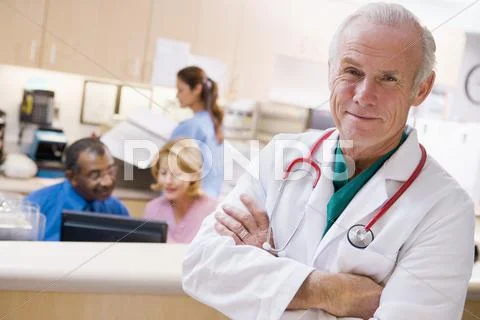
left=182, top=3, right=475, bottom=320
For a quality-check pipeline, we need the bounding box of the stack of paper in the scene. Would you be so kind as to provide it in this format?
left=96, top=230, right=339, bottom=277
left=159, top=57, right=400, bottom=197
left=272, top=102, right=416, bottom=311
left=101, top=110, right=178, bottom=169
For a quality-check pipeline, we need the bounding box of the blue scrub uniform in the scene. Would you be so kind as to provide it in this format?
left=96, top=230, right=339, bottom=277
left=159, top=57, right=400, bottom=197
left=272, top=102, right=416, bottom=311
left=171, top=111, right=224, bottom=198
left=26, top=181, right=129, bottom=241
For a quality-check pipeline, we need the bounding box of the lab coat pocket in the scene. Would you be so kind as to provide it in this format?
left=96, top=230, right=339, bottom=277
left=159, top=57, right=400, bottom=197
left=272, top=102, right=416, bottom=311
left=335, top=242, right=396, bottom=283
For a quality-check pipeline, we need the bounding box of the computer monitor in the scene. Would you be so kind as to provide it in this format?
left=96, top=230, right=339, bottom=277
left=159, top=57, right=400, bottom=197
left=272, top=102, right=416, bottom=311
left=61, top=211, right=168, bottom=243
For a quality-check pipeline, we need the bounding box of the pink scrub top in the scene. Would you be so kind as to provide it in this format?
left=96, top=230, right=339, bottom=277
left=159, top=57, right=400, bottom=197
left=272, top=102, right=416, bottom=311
left=144, top=194, right=217, bottom=243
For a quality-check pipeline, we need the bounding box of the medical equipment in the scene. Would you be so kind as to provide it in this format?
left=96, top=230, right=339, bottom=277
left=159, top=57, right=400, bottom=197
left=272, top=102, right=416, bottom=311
left=262, top=129, right=427, bottom=254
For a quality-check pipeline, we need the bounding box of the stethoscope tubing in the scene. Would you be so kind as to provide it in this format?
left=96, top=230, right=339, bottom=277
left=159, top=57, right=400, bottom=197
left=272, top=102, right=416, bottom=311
left=264, top=129, right=335, bottom=254
left=263, top=129, right=427, bottom=255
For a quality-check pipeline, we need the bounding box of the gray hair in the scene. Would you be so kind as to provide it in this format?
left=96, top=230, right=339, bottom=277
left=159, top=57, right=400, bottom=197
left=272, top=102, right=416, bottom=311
left=328, top=2, right=436, bottom=89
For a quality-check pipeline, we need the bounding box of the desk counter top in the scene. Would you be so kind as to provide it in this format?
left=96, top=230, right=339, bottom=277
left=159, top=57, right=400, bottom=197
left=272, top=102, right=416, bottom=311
left=0, top=242, right=186, bottom=294
left=1, top=241, right=480, bottom=301
left=469, top=264, right=480, bottom=299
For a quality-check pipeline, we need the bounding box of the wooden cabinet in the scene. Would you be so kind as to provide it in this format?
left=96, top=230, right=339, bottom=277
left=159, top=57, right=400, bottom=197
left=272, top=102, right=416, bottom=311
left=282, top=0, right=329, bottom=61
left=0, top=0, right=357, bottom=100
left=143, top=0, right=202, bottom=83
left=143, top=0, right=243, bottom=96
left=0, top=292, right=227, bottom=320
left=231, top=0, right=292, bottom=101
left=41, top=0, right=151, bottom=82
left=191, top=0, right=244, bottom=98
left=0, top=0, right=46, bottom=67
left=284, top=0, right=357, bottom=61
left=230, top=0, right=359, bottom=101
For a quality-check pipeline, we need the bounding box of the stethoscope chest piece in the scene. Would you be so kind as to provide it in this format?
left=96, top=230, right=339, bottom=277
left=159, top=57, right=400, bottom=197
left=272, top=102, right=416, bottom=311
left=347, top=224, right=374, bottom=249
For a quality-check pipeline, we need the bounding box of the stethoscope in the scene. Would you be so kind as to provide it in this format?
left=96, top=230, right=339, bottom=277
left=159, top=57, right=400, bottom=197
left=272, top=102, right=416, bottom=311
left=262, top=129, right=427, bottom=255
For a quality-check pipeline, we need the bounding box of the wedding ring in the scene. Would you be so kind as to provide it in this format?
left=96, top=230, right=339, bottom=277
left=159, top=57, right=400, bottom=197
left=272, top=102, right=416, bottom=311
left=238, top=229, right=249, bottom=240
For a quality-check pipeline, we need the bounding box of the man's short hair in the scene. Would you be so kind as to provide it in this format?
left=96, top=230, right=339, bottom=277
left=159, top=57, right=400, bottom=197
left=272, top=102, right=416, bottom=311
left=64, top=138, right=108, bottom=172
left=328, top=2, right=436, bottom=89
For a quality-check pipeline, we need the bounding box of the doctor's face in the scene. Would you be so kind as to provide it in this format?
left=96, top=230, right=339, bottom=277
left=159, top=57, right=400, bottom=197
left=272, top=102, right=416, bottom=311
left=329, top=19, right=433, bottom=150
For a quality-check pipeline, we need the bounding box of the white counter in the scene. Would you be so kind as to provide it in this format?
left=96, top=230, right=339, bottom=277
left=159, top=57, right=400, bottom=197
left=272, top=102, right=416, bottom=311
left=1, top=241, right=480, bottom=300
left=0, top=242, right=186, bottom=294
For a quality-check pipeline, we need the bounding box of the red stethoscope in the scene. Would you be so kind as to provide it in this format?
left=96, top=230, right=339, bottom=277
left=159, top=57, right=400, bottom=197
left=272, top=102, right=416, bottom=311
left=262, top=129, right=427, bottom=255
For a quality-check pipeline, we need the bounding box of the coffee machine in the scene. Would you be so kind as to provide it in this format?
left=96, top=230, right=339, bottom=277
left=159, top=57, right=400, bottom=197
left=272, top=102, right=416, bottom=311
left=18, top=90, right=67, bottom=178
left=18, top=89, right=55, bottom=147
left=20, top=90, right=54, bottom=126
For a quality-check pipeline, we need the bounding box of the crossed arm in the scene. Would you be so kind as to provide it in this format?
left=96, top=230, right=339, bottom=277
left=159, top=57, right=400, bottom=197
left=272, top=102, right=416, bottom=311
left=214, top=194, right=382, bottom=319
left=214, top=192, right=475, bottom=320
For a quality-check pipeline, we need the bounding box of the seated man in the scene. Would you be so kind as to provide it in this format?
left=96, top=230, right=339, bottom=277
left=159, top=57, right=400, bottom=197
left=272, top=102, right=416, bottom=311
left=26, top=138, right=129, bottom=241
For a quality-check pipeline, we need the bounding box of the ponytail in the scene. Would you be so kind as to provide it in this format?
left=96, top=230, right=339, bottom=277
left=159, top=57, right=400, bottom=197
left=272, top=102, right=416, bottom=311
left=203, top=78, right=224, bottom=144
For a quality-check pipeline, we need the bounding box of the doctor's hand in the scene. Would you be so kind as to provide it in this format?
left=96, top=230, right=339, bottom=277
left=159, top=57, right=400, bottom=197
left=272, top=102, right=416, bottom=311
left=214, top=194, right=274, bottom=250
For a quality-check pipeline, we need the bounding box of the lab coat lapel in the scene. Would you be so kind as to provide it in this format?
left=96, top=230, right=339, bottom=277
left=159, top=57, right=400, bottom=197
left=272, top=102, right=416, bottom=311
left=312, top=127, right=422, bottom=261
left=382, top=129, right=423, bottom=182
left=303, top=130, right=337, bottom=263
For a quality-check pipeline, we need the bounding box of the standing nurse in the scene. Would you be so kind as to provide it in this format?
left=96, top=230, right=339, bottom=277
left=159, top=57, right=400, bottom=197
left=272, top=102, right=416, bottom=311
left=171, top=66, right=224, bottom=198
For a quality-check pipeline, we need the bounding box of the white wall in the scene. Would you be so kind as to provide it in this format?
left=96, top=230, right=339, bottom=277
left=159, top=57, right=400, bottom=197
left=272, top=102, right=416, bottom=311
left=415, top=118, right=480, bottom=206
left=0, top=64, right=98, bottom=146
left=0, top=64, right=192, bottom=152
left=450, top=33, right=480, bottom=121
left=257, top=1, right=468, bottom=106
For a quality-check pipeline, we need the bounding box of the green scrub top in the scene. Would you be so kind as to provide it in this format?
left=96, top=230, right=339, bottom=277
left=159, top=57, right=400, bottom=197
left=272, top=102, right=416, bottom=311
left=323, top=132, right=409, bottom=236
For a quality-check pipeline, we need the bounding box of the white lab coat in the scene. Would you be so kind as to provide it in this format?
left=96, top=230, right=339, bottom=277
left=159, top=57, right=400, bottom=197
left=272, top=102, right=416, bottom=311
left=182, top=128, right=475, bottom=320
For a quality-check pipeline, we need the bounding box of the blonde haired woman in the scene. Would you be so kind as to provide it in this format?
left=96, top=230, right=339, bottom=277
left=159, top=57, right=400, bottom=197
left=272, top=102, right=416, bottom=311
left=144, top=138, right=217, bottom=243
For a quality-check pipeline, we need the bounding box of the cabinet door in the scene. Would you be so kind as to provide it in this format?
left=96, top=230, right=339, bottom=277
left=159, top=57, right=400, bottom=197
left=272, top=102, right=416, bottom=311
left=192, top=0, right=244, bottom=98
left=285, top=0, right=357, bottom=61
left=143, top=0, right=202, bottom=83
left=231, top=0, right=292, bottom=101
left=41, top=0, right=151, bottom=82
left=0, top=0, right=46, bottom=67
left=232, top=0, right=359, bottom=102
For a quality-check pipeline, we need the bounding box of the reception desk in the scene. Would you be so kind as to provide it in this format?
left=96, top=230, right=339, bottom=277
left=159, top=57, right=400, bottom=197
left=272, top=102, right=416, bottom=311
left=1, top=241, right=480, bottom=319
left=0, top=242, right=226, bottom=320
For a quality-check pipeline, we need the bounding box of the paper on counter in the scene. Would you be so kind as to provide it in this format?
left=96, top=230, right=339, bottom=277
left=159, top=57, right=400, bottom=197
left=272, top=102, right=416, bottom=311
left=0, top=212, right=34, bottom=241
left=0, top=213, right=32, bottom=229
left=101, top=110, right=178, bottom=169
left=127, top=109, right=177, bottom=139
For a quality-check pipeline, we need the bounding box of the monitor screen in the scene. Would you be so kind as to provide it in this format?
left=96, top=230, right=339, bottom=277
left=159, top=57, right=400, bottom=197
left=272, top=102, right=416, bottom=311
left=61, top=211, right=168, bottom=243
